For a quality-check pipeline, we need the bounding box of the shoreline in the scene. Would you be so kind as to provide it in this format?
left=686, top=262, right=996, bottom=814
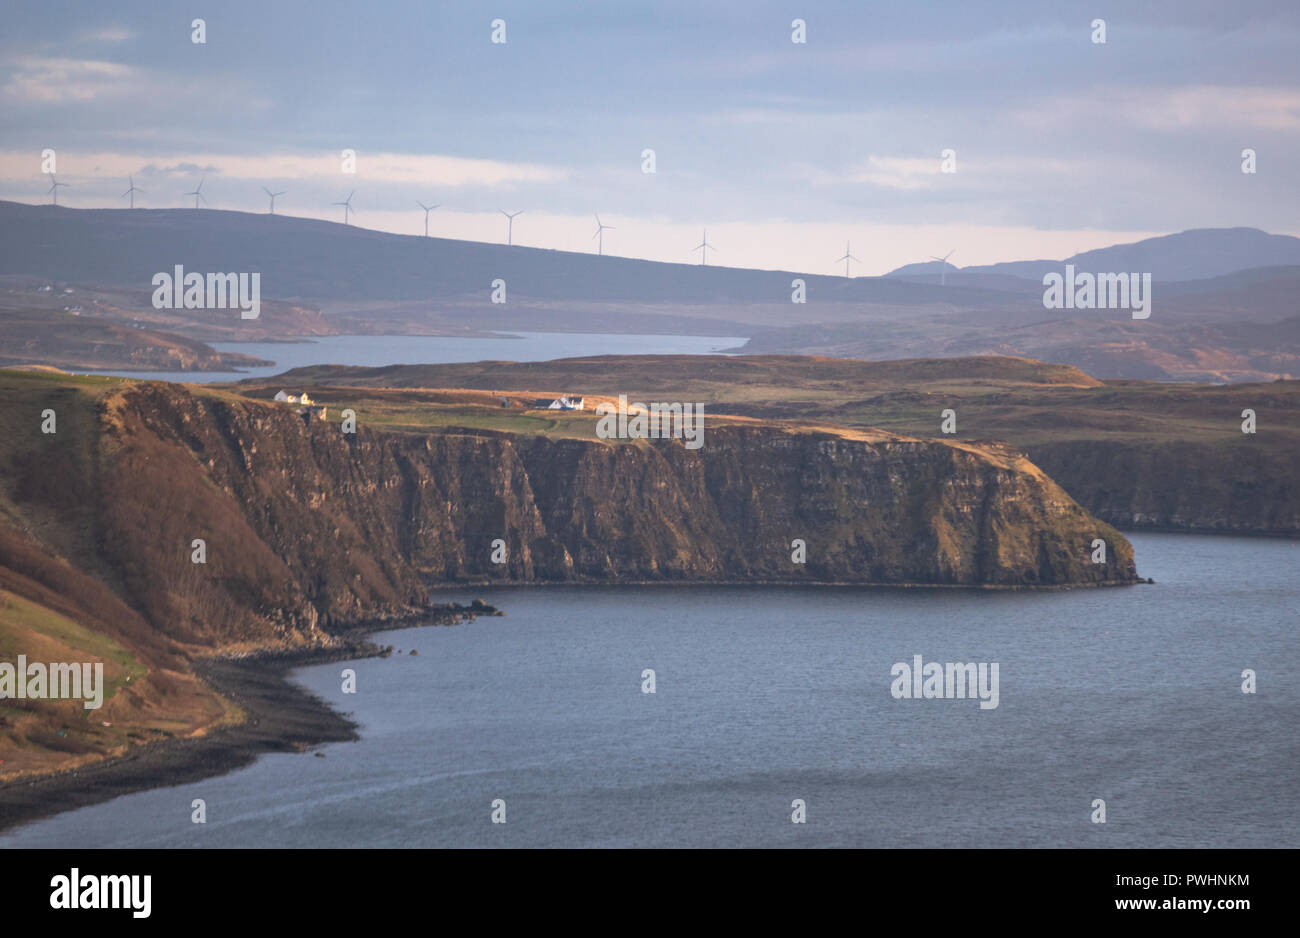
left=0, top=602, right=499, bottom=836
left=426, top=576, right=1150, bottom=592
left=0, top=566, right=1158, bottom=836
left=1113, top=523, right=1300, bottom=540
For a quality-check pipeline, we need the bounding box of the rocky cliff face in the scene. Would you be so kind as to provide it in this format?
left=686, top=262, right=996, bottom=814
left=13, top=383, right=1138, bottom=647
left=1027, top=439, right=1300, bottom=535
left=498, top=428, right=1137, bottom=588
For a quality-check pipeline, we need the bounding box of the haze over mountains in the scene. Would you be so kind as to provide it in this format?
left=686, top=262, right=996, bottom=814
left=885, top=227, right=1300, bottom=286
left=2, top=200, right=1297, bottom=382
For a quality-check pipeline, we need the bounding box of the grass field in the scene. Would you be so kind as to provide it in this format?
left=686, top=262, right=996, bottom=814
left=232, top=355, right=1300, bottom=449
left=0, top=589, right=146, bottom=704
left=0, top=589, right=148, bottom=778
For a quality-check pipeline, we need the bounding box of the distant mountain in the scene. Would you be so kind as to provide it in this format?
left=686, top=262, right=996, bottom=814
left=3, top=202, right=1296, bottom=382
left=879, top=261, right=1043, bottom=293
left=0, top=200, right=1020, bottom=309
left=887, top=228, right=1300, bottom=284
left=6, top=202, right=1295, bottom=320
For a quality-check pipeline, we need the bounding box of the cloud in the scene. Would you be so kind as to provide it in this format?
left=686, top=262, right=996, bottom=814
left=356, top=153, right=567, bottom=187
left=0, top=56, right=136, bottom=103
left=804, top=156, right=942, bottom=191
left=1011, top=85, right=1300, bottom=132
left=136, top=162, right=221, bottom=180
left=0, top=149, right=569, bottom=190
left=0, top=2, right=1294, bottom=272
left=800, top=154, right=1096, bottom=192
left=77, top=27, right=133, bottom=43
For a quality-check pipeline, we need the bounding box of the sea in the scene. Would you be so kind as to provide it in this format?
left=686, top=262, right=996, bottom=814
left=3, top=533, right=1295, bottom=848
left=87, top=331, right=747, bottom=383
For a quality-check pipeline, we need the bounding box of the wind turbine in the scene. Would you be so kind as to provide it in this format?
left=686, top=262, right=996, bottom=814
left=121, top=175, right=144, bottom=209
left=185, top=178, right=207, bottom=208
left=931, top=249, right=955, bottom=286
left=46, top=175, right=69, bottom=206
left=263, top=186, right=286, bottom=214
left=835, top=241, right=861, bottom=278
left=416, top=200, right=440, bottom=237
left=693, top=229, right=717, bottom=266
left=333, top=191, right=356, bottom=225
left=592, top=214, right=615, bottom=256
left=499, top=209, right=523, bottom=245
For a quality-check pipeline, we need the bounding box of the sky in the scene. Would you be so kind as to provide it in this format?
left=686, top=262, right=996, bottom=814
left=2, top=0, right=1298, bottom=275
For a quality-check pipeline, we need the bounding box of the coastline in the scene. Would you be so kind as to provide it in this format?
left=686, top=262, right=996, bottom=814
left=427, top=576, right=1150, bottom=591
left=0, top=559, right=1171, bottom=837
left=0, top=602, right=500, bottom=836
left=1113, top=523, right=1300, bottom=540
left=0, top=565, right=1158, bottom=837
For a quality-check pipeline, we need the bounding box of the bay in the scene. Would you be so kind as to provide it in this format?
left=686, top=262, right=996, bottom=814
left=3, top=533, right=1295, bottom=848
left=88, top=331, right=747, bottom=383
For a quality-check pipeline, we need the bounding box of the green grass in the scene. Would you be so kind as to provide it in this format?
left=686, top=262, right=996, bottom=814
left=0, top=590, right=146, bottom=707
left=0, top=368, right=131, bottom=389
left=314, top=399, right=614, bottom=440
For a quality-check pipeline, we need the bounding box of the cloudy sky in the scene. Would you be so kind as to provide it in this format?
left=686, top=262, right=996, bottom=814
left=3, top=0, right=1297, bottom=274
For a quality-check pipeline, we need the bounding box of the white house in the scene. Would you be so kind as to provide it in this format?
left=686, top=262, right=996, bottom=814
left=274, top=390, right=314, bottom=405
left=530, top=395, right=584, bottom=410
left=547, top=395, right=585, bottom=410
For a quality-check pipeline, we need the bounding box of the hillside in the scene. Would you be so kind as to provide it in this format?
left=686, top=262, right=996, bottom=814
left=0, top=309, right=273, bottom=373
left=737, top=306, right=1300, bottom=383
left=0, top=200, right=1009, bottom=311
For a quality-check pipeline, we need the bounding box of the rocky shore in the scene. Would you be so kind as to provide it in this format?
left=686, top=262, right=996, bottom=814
left=0, top=601, right=499, bottom=835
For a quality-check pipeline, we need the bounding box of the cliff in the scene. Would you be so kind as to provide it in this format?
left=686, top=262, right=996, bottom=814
left=304, top=356, right=1297, bottom=537
left=1027, top=439, right=1300, bottom=535
left=3, top=379, right=1137, bottom=651
left=0, top=373, right=1140, bottom=781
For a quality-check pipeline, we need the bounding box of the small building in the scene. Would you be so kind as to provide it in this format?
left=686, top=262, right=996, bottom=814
left=535, top=395, right=585, bottom=410
left=274, top=390, right=313, bottom=405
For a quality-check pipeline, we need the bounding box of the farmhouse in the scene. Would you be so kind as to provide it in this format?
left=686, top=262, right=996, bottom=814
left=531, top=394, right=584, bottom=410
left=274, top=390, right=313, bottom=406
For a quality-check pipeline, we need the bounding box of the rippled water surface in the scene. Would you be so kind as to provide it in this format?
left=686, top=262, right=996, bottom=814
left=5, top=533, right=1296, bottom=848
